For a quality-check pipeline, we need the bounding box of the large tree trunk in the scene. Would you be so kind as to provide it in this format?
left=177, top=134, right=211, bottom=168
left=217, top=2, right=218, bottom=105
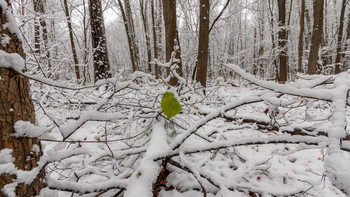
left=0, top=1, right=45, bottom=196
left=89, top=0, right=111, bottom=82
left=162, top=0, right=182, bottom=86
left=298, top=0, right=305, bottom=73
left=63, top=0, right=80, bottom=81
left=278, top=0, right=287, bottom=83
left=195, top=0, right=210, bottom=88
left=307, top=0, right=324, bottom=75
left=335, top=0, right=347, bottom=74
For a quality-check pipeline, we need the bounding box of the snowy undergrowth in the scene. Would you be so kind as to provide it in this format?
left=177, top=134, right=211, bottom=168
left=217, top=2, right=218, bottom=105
left=9, top=66, right=350, bottom=197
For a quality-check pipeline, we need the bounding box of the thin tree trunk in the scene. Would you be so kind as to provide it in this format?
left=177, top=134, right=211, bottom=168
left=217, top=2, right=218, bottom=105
left=196, top=0, right=210, bottom=87
left=298, top=0, right=305, bottom=73
left=278, top=0, right=287, bottom=83
left=307, top=0, right=324, bottom=75
left=0, top=1, right=45, bottom=196
left=89, top=0, right=111, bottom=82
left=335, top=0, right=347, bottom=74
left=151, top=0, right=159, bottom=77
left=117, top=0, right=139, bottom=72
left=63, top=0, right=80, bottom=81
left=140, top=0, right=152, bottom=73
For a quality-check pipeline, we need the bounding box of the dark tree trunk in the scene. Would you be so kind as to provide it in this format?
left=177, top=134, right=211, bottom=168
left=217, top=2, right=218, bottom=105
left=335, top=0, right=347, bottom=74
left=63, top=0, right=80, bottom=81
left=0, top=1, right=45, bottom=196
left=89, top=0, right=111, bottom=82
left=298, top=0, right=305, bottom=73
left=196, top=0, right=210, bottom=87
left=278, top=0, right=287, bottom=83
left=162, top=0, right=182, bottom=86
left=307, top=0, right=324, bottom=75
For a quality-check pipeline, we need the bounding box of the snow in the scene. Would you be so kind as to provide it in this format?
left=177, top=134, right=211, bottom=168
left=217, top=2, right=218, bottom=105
left=125, top=120, right=171, bottom=197
left=325, top=153, right=350, bottom=195
left=0, top=50, right=25, bottom=71
left=0, top=0, right=22, bottom=39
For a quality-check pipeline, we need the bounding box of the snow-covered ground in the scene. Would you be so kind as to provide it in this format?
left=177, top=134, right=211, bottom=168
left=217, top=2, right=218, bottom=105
left=8, top=66, right=350, bottom=197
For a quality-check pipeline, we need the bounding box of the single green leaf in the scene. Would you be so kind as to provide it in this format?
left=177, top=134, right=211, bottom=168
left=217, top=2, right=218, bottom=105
left=161, top=91, right=182, bottom=119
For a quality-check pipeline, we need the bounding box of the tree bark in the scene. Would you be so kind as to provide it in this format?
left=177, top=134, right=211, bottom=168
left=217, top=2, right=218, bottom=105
left=307, top=0, right=324, bottom=75
left=278, top=0, right=287, bottom=83
left=63, top=0, right=80, bottom=81
left=0, top=1, right=45, bottom=196
left=162, top=0, right=182, bottom=86
left=117, top=0, right=139, bottom=72
left=335, top=0, right=347, bottom=74
left=33, top=0, right=51, bottom=68
left=298, top=0, right=305, bottom=73
left=151, top=0, right=159, bottom=77
left=140, top=0, right=152, bottom=73
left=195, top=0, right=210, bottom=87
left=89, top=0, right=111, bottom=82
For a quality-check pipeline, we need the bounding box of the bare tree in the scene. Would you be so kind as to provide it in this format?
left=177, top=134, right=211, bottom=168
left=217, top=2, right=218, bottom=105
left=140, top=0, right=152, bottom=73
left=0, top=1, right=45, bottom=196
left=307, top=0, right=324, bottom=75
left=63, top=0, right=80, bottom=81
left=278, top=0, right=287, bottom=83
left=89, top=0, right=111, bottom=82
left=162, top=0, right=182, bottom=86
left=298, top=0, right=305, bottom=73
left=195, top=0, right=210, bottom=87
left=335, top=0, right=347, bottom=74
left=117, top=0, right=139, bottom=72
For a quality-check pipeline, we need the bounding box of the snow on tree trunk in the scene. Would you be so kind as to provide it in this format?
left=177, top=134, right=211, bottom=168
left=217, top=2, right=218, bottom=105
left=0, top=0, right=45, bottom=196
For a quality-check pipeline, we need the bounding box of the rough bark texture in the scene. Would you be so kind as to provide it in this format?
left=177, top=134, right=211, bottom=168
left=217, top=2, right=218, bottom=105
left=0, top=1, right=45, bottom=196
left=89, top=0, right=111, bottom=82
left=196, top=0, right=210, bottom=88
left=278, top=0, right=287, bottom=83
left=298, top=0, right=305, bottom=73
left=33, top=0, right=51, bottom=67
left=307, top=0, right=324, bottom=75
left=63, top=0, right=80, bottom=81
left=162, top=0, right=182, bottom=86
left=335, top=0, right=347, bottom=74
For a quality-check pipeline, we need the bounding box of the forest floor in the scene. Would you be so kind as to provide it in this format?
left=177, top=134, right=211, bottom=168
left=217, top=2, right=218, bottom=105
left=30, top=71, right=349, bottom=197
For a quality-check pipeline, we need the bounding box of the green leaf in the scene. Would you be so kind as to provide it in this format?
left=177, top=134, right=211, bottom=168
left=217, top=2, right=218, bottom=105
left=161, top=91, right=182, bottom=119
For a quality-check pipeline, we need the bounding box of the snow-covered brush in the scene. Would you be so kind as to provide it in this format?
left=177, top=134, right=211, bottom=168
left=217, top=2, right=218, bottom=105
left=6, top=63, right=350, bottom=197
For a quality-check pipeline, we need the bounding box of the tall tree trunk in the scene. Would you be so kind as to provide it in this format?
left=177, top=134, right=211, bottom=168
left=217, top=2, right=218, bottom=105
left=117, top=0, right=139, bottom=72
left=151, top=0, right=159, bottom=77
left=140, top=0, right=152, bottom=73
left=196, top=0, right=210, bottom=87
left=307, top=0, right=324, bottom=75
left=0, top=1, right=45, bottom=196
left=278, top=0, right=287, bottom=83
left=335, top=0, right=347, bottom=74
left=298, top=0, right=305, bottom=73
left=89, top=0, right=111, bottom=82
left=268, top=0, right=279, bottom=80
left=63, top=0, right=80, bottom=81
left=33, top=0, right=51, bottom=68
left=162, top=0, right=182, bottom=86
